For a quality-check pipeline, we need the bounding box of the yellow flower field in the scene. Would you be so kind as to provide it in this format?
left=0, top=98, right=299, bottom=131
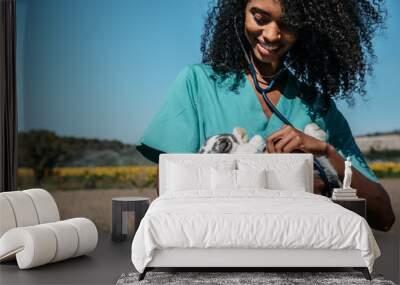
left=17, top=166, right=158, bottom=190
left=18, top=162, right=400, bottom=179
left=369, top=162, right=400, bottom=172
left=18, top=166, right=157, bottom=177
left=16, top=162, right=400, bottom=190
left=369, top=162, right=400, bottom=177
left=53, top=165, right=157, bottom=177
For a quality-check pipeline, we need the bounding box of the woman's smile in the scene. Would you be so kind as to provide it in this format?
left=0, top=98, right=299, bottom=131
left=244, top=0, right=297, bottom=74
left=256, top=40, right=283, bottom=56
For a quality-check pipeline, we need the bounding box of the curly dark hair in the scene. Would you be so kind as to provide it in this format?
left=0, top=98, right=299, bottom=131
left=200, top=0, right=386, bottom=113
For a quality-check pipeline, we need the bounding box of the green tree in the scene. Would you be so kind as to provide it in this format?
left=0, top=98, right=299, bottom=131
left=18, top=130, right=68, bottom=184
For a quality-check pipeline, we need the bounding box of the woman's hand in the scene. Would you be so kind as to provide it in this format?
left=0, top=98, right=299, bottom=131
left=265, top=126, right=395, bottom=231
left=265, top=125, right=328, bottom=155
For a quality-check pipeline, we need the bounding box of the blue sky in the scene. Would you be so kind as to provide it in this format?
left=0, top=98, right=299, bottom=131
left=17, top=0, right=400, bottom=144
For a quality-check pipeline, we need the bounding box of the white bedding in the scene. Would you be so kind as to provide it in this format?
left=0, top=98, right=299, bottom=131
left=131, top=190, right=380, bottom=273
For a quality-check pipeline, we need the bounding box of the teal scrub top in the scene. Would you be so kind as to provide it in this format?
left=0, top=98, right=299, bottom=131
left=136, top=63, right=379, bottom=183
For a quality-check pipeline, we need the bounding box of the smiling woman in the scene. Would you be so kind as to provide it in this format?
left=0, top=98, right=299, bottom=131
left=201, top=0, right=387, bottom=108
left=244, top=1, right=297, bottom=76
left=136, top=0, right=395, bottom=231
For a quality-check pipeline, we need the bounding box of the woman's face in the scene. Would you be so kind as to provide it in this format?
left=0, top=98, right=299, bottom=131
left=244, top=0, right=297, bottom=70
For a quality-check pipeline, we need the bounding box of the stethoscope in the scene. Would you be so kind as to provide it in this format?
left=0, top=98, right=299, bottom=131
left=234, top=16, right=333, bottom=197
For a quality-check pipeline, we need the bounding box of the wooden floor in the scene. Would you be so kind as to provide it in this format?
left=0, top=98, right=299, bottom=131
left=0, top=232, right=133, bottom=285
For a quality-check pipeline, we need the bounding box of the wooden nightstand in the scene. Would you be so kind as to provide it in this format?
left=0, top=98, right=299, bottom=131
left=332, top=198, right=366, bottom=219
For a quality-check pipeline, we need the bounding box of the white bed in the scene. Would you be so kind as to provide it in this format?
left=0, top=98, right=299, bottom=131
left=131, top=154, right=380, bottom=281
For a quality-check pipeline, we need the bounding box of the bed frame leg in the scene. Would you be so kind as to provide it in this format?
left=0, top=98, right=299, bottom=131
left=354, top=267, right=371, bottom=280
left=138, top=268, right=148, bottom=281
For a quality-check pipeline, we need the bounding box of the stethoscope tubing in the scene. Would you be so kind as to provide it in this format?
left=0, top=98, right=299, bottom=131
left=249, top=64, right=332, bottom=196
left=234, top=15, right=332, bottom=196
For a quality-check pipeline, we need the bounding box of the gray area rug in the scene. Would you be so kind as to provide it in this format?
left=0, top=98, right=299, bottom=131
left=116, top=271, right=396, bottom=285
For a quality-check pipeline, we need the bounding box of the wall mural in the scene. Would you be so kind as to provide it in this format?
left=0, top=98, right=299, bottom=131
left=16, top=0, right=400, bottom=235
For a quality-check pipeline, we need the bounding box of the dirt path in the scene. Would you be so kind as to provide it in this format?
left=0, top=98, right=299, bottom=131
left=51, top=178, right=400, bottom=234
left=52, top=188, right=157, bottom=233
left=381, top=179, right=400, bottom=233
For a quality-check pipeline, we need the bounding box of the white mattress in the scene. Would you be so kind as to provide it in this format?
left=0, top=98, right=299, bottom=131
left=131, top=190, right=380, bottom=273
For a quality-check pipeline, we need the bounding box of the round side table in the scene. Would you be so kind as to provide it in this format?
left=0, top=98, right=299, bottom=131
left=111, top=197, right=150, bottom=242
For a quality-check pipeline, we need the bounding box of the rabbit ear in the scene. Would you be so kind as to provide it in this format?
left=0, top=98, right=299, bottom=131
left=232, top=127, right=249, bottom=144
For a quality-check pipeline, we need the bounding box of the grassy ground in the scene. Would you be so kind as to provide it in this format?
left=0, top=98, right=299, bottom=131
left=51, top=178, right=400, bottom=234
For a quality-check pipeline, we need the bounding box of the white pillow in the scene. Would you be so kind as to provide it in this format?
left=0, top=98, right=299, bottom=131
left=211, top=168, right=268, bottom=190
left=236, top=169, right=268, bottom=189
left=266, top=164, right=308, bottom=191
left=211, top=168, right=236, bottom=190
left=167, top=162, right=210, bottom=191
left=167, top=160, right=236, bottom=192
left=237, top=159, right=309, bottom=191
